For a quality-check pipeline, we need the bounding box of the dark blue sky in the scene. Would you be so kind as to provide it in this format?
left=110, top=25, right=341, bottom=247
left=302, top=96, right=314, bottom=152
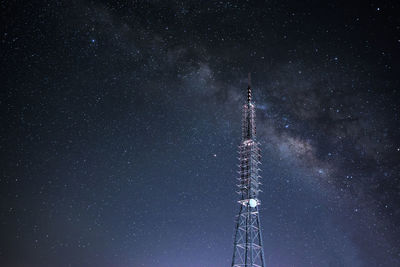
left=1, top=1, right=400, bottom=266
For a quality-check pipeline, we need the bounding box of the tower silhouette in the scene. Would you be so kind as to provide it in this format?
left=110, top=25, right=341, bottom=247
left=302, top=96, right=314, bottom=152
left=231, top=74, right=266, bottom=267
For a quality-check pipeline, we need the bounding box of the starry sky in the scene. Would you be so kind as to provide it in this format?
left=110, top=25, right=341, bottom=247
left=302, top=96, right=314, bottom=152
left=1, top=1, right=400, bottom=266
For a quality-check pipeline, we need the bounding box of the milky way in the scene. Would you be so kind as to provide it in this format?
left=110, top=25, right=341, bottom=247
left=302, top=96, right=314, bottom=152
left=1, top=1, right=400, bottom=266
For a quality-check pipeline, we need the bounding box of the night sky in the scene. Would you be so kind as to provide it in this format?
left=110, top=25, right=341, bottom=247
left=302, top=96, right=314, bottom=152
left=1, top=1, right=400, bottom=266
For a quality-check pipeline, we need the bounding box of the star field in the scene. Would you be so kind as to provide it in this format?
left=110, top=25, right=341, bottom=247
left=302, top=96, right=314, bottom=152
left=1, top=1, right=400, bottom=266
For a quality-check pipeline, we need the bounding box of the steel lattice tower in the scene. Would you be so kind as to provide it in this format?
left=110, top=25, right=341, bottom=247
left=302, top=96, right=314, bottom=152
left=231, top=75, right=266, bottom=267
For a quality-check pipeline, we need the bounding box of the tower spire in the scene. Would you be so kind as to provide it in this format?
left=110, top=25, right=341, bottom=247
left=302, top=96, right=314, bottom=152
left=247, top=73, right=252, bottom=103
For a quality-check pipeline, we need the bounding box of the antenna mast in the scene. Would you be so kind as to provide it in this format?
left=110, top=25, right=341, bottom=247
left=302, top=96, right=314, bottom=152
left=231, top=75, right=266, bottom=267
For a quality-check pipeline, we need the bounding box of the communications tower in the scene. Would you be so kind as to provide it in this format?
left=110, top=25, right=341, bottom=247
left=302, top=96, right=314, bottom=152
left=231, top=75, right=266, bottom=267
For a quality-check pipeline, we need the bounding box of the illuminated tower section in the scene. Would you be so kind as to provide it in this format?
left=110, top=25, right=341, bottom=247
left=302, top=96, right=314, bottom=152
left=231, top=76, right=266, bottom=267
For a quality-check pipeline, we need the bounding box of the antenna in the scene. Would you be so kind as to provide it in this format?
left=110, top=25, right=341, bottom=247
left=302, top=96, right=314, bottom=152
left=247, top=73, right=252, bottom=103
